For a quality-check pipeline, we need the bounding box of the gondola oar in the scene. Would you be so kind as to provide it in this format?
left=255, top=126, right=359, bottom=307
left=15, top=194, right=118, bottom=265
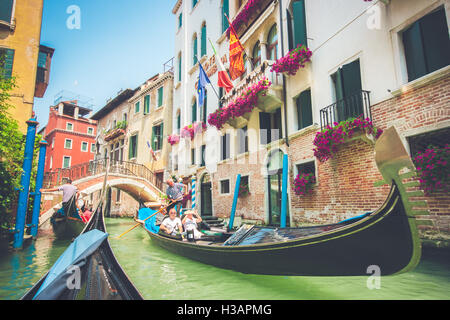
left=116, top=197, right=183, bottom=239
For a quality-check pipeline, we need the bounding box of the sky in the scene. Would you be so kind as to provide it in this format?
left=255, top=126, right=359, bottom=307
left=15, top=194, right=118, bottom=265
left=34, top=0, right=176, bottom=130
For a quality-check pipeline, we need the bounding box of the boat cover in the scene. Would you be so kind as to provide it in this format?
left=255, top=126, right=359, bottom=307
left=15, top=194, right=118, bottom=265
left=138, top=208, right=162, bottom=234
left=33, top=229, right=108, bottom=300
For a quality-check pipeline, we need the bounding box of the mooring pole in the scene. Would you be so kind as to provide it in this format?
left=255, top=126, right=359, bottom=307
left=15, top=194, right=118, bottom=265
left=228, top=174, right=241, bottom=232
left=13, top=117, right=38, bottom=249
left=191, top=175, right=197, bottom=209
left=30, top=140, right=48, bottom=238
left=280, top=154, right=289, bottom=228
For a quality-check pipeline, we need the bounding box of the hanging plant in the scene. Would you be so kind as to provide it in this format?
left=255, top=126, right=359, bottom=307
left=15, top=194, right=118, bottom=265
left=313, top=117, right=383, bottom=163
left=180, top=121, right=207, bottom=140
left=413, top=144, right=450, bottom=195
left=271, top=44, right=312, bottom=76
left=293, top=172, right=316, bottom=196
left=167, top=134, right=180, bottom=146
left=238, top=182, right=250, bottom=198
left=208, top=78, right=271, bottom=130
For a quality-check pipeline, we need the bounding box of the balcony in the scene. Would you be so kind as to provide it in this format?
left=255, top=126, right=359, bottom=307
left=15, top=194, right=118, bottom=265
left=222, top=60, right=283, bottom=129
left=34, top=45, right=55, bottom=98
left=104, top=121, right=127, bottom=142
left=319, top=90, right=372, bottom=130
left=229, top=0, right=275, bottom=39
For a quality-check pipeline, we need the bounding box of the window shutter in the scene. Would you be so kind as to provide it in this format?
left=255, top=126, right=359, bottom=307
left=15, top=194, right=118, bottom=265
left=158, top=87, right=163, bottom=106
left=129, top=137, right=133, bottom=159
left=259, top=112, right=271, bottom=145
left=222, top=0, right=229, bottom=33
left=342, top=59, right=363, bottom=119
left=192, top=101, right=197, bottom=123
left=402, top=21, right=427, bottom=82
left=0, top=48, right=14, bottom=78
left=151, top=127, right=156, bottom=150
left=160, top=123, right=164, bottom=150
left=178, top=55, right=182, bottom=82
left=201, top=25, right=207, bottom=57
left=193, top=37, right=198, bottom=65
left=144, top=95, right=150, bottom=114
left=297, top=89, right=312, bottom=130
left=420, top=8, right=450, bottom=75
left=287, top=10, right=294, bottom=51
left=292, top=0, right=307, bottom=48
left=0, top=0, right=13, bottom=23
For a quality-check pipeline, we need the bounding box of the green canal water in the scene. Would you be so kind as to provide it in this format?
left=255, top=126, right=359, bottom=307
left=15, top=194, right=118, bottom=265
left=0, top=217, right=449, bottom=300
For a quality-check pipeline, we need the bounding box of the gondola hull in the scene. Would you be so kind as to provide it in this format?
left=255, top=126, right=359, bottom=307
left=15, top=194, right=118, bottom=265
left=142, top=184, right=420, bottom=276
left=51, top=216, right=85, bottom=240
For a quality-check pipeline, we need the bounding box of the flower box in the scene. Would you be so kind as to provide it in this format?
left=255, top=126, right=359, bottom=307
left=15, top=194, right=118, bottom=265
left=180, top=122, right=207, bottom=140
left=271, top=45, right=312, bottom=76
left=293, top=172, right=316, bottom=196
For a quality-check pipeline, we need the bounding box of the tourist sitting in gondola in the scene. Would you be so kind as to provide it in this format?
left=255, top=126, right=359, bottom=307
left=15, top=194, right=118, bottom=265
left=159, top=208, right=183, bottom=238
left=182, top=210, right=203, bottom=240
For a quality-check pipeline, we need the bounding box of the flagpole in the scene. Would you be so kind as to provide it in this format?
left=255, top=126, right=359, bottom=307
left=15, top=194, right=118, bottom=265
left=195, top=55, right=221, bottom=101
left=224, top=13, right=255, bottom=70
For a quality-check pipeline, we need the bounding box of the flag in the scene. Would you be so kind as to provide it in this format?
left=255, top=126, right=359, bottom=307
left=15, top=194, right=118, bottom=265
left=147, top=141, right=157, bottom=161
left=209, top=38, right=233, bottom=93
left=197, top=62, right=210, bottom=107
left=228, top=26, right=245, bottom=80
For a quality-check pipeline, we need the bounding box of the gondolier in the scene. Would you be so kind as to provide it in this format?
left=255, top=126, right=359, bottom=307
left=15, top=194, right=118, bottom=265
left=41, top=178, right=81, bottom=219
left=165, top=178, right=188, bottom=215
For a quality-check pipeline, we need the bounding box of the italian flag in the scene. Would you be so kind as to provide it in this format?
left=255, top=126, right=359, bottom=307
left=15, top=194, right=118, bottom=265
left=209, top=38, right=234, bottom=94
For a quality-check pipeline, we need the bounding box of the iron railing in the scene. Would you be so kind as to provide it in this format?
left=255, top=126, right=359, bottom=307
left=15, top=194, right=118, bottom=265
left=319, top=90, right=372, bottom=130
left=42, top=158, right=164, bottom=191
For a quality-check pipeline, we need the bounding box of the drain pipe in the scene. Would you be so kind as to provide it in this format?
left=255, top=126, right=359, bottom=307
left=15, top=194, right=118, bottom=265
left=278, top=0, right=289, bottom=147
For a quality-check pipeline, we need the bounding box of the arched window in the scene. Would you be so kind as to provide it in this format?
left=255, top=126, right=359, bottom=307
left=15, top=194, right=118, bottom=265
left=193, top=34, right=198, bottom=65
left=267, top=24, right=278, bottom=60
left=252, top=41, right=261, bottom=68
left=287, top=0, right=307, bottom=50
left=201, top=23, right=207, bottom=57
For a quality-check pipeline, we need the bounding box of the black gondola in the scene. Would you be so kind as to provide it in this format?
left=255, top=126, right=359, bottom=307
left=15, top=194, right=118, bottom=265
left=138, top=127, right=424, bottom=276
left=22, top=200, right=143, bottom=300
left=50, top=196, right=86, bottom=240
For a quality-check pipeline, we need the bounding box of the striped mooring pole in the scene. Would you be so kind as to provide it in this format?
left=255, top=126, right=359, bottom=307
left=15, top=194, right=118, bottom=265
left=191, top=175, right=196, bottom=209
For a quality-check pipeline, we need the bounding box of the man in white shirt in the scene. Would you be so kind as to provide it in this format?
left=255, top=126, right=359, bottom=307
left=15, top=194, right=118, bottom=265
left=160, top=208, right=183, bottom=236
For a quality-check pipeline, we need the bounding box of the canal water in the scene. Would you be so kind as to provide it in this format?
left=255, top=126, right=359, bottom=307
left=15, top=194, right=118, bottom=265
left=0, top=218, right=449, bottom=300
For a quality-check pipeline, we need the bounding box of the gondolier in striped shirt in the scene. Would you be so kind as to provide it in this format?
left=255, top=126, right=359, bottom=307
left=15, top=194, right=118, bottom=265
left=165, top=178, right=188, bottom=216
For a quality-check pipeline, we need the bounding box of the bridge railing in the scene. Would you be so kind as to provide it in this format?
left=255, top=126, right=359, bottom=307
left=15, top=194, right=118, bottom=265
left=42, top=158, right=164, bottom=192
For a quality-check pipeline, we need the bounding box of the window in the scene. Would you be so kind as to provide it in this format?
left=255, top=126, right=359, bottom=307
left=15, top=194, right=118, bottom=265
left=287, top=0, right=308, bottom=50
left=158, top=87, right=164, bottom=107
left=144, top=95, right=150, bottom=114
left=152, top=123, right=164, bottom=151
left=201, top=144, right=206, bottom=166
left=296, top=89, right=312, bottom=130
left=178, top=12, right=183, bottom=29
left=220, top=180, right=230, bottom=194
left=402, top=7, right=450, bottom=82
left=176, top=110, right=181, bottom=133
left=63, top=156, right=71, bottom=169
left=116, top=189, right=121, bottom=202
left=192, top=100, right=197, bottom=123
left=91, top=143, right=96, bottom=153
left=87, top=127, right=94, bottom=135
left=222, top=0, right=229, bottom=33
left=295, top=161, right=316, bottom=182
left=191, top=148, right=196, bottom=165
left=178, top=53, right=182, bottom=82
left=407, top=127, right=450, bottom=158
left=267, top=24, right=278, bottom=60
left=129, top=134, right=138, bottom=159
left=201, top=23, right=207, bottom=57
left=331, top=59, right=363, bottom=122
left=0, top=0, right=14, bottom=24
left=259, top=109, right=282, bottom=145
left=193, top=34, right=198, bottom=65
left=135, top=101, right=140, bottom=113
left=64, top=139, right=73, bottom=149
left=66, top=122, right=73, bottom=131
left=238, top=126, right=248, bottom=154
left=81, top=141, right=88, bottom=152
left=252, top=42, right=261, bottom=69
left=221, top=133, right=231, bottom=160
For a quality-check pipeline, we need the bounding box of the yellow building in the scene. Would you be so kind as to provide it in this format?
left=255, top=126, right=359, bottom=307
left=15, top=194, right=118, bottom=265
left=0, top=0, right=54, bottom=133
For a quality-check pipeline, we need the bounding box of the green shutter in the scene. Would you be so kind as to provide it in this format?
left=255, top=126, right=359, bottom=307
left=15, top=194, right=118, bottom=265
left=129, top=137, right=133, bottom=159
left=135, top=101, right=140, bottom=113
left=292, top=0, right=307, bottom=47
left=134, top=135, right=138, bottom=158
left=402, top=21, right=427, bottom=82
left=420, top=8, right=450, bottom=76
left=178, top=55, right=182, bottom=82
left=177, top=113, right=181, bottom=131
left=222, top=0, right=229, bottom=33
left=0, top=0, right=13, bottom=23
left=287, top=10, right=294, bottom=51
left=179, top=13, right=182, bottom=29
left=297, top=89, right=312, bottom=130
left=158, top=87, right=163, bottom=106
left=332, top=69, right=345, bottom=122
left=192, top=101, right=197, bottom=122
left=0, top=48, right=14, bottom=79
left=193, top=0, right=197, bottom=8
left=193, top=37, right=198, bottom=65
left=144, top=95, right=150, bottom=114
left=201, top=25, right=207, bottom=57
left=342, top=59, right=363, bottom=119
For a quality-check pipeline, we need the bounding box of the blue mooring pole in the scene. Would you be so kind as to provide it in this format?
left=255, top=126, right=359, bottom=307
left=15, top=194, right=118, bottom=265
left=30, top=140, right=48, bottom=238
left=13, top=117, right=38, bottom=249
left=280, top=154, right=289, bottom=228
left=228, top=174, right=241, bottom=232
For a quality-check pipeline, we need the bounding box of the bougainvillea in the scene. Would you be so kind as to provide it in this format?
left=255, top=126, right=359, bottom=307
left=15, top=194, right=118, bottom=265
left=208, top=78, right=271, bottom=130
left=167, top=134, right=180, bottom=146
left=180, top=121, right=207, bottom=140
left=413, top=144, right=450, bottom=195
left=313, top=117, right=383, bottom=162
left=271, top=45, right=312, bottom=76
left=293, top=172, right=316, bottom=196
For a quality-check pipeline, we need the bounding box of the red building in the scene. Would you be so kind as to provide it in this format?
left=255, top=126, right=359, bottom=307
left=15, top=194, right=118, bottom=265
left=42, top=101, right=98, bottom=172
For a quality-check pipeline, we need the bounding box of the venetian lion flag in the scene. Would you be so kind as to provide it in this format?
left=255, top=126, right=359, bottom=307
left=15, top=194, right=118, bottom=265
left=228, top=27, right=245, bottom=80
left=209, top=38, right=233, bottom=93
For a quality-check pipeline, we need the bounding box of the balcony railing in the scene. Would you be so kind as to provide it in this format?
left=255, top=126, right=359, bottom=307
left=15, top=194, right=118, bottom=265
left=319, top=90, right=372, bottom=130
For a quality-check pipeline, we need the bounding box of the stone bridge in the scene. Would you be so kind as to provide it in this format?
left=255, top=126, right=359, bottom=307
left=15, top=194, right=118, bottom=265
left=39, top=159, right=165, bottom=225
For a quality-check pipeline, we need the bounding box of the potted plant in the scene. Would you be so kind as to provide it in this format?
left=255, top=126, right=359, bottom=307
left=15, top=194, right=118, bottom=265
left=293, top=172, right=316, bottom=196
